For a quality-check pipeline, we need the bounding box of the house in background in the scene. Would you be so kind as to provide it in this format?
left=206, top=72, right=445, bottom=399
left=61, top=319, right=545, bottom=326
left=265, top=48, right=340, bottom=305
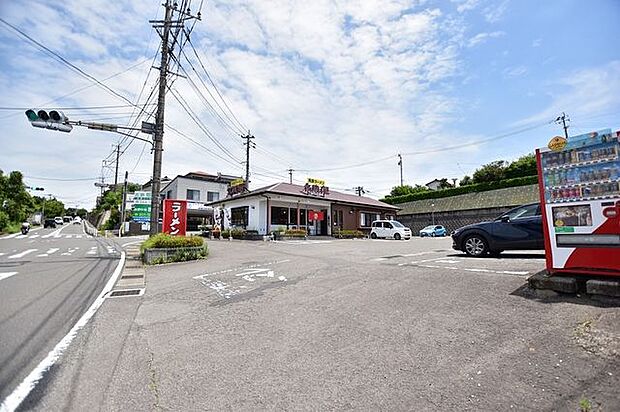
left=161, top=171, right=240, bottom=230
left=425, top=178, right=454, bottom=191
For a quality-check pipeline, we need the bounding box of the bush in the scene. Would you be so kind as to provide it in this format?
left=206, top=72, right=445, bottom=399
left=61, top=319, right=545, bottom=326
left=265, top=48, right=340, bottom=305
left=0, top=210, right=9, bottom=232
left=221, top=228, right=246, bottom=239
left=333, top=229, right=365, bottom=239
left=141, top=233, right=204, bottom=251
left=381, top=175, right=538, bottom=205
left=284, top=229, right=307, bottom=237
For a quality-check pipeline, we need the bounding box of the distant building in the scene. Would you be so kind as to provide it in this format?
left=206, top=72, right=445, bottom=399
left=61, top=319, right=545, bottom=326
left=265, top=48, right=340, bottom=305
left=161, top=171, right=241, bottom=230
left=425, top=179, right=444, bottom=191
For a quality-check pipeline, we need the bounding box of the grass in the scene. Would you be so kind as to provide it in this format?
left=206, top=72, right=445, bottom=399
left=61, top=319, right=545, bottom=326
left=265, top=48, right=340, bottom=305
left=141, top=233, right=203, bottom=252
left=579, top=396, right=592, bottom=412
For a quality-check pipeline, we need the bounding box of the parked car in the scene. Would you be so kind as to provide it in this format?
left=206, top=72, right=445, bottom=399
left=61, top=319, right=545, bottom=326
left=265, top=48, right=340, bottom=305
left=63, top=216, right=72, bottom=223
left=73, top=217, right=82, bottom=224
left=54, top=216, right=64, bottom=225
left=451, top=202, right=543, bottom=257
left=370, top=220, right=412, bottom=240
left=44, top=219, right=57, bottom=229
left=419, top=225, right=447, bottom=237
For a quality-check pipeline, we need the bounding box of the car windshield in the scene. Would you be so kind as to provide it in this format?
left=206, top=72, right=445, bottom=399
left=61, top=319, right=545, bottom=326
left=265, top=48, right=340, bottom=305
left=500, top=204, right=539, bottom=221
left=423, top=225, right=435, bottom=230
left=391, top=221, right=404, bottom=228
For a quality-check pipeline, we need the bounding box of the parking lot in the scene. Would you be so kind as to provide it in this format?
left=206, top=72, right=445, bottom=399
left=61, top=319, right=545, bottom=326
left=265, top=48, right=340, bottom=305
left=33, top=236, right=619, bottom=411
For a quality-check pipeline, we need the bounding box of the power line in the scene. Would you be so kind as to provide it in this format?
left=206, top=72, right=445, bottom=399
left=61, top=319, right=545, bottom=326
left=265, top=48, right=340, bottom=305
left=0, top=104, right=156, bottom=111
left=24, top=175, right=99, bottom=181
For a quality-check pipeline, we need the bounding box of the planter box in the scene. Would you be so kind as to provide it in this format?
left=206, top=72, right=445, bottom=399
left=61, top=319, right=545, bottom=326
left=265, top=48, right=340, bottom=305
left=143, top=246, right=205, bottom=264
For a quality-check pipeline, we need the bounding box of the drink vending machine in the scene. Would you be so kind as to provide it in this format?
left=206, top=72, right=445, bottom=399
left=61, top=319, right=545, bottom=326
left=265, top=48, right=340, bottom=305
left=536, top=129, right=620, bottom=277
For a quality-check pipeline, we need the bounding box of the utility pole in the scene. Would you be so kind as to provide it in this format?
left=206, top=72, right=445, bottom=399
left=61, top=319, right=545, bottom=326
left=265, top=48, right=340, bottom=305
left=120, top=171, right=128, bottom=237
left=355, top=186, right=365, bottom=196
left=114, top=143, right=120, bottom=188
left=288, top=168, right=293, bottom=184
left=149, top=1, right=173, bottom=235
left=243, top=132, right=255, bottom=187
left=397, top=153, right=403, bottom=186
left=555, top=112, right=570, bottom=139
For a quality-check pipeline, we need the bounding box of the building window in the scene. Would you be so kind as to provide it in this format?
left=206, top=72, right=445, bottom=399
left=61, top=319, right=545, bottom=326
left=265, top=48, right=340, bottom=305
left=166, top=190, right=172, bottom=199
left=271, top=206, right=288, bottom=225
left=360, top=212, right=379, bottom=227
left=231, top=206, right=249, bottom=228
left=186, top=189, right=200, bottom=201
left=207, top=191, right=219, bottom=202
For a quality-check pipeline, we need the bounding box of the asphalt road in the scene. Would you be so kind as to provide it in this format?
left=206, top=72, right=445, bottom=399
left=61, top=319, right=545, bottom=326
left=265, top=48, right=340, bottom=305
left=17, top=236, right=620, bottom=411
left=0, top=223, right=122, bottom=404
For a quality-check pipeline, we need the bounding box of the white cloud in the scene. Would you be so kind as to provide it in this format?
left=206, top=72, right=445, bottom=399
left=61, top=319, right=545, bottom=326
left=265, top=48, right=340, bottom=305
left=503, top=65, right=528, bottom=78
left=532, top=38, right=542, bottom=47
left=467, top=30, right=505, bottom=47
left=483, top=0, right=509, bottom=23
left=514, top=61, right=620, bottom=127
left=452, top=0, right=482, bottom=13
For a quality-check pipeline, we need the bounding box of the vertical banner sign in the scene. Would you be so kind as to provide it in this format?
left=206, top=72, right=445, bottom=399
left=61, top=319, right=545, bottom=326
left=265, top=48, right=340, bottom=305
left=163, top=199, right=187, bottom=236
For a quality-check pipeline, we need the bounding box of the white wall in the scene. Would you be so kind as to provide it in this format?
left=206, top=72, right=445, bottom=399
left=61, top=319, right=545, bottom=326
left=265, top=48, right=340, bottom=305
left=162, top=177, right=229, bottom=202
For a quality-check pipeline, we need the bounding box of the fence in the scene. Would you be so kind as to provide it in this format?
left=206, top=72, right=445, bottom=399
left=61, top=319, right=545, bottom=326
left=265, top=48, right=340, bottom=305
left=83, top=221, right=99, bottom=237
left=398, top=206, right=516, bottom=234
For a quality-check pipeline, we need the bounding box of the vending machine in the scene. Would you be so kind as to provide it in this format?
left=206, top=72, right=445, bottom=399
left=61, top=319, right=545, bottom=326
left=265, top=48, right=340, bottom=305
left=536, top=129, right=620, bottom=277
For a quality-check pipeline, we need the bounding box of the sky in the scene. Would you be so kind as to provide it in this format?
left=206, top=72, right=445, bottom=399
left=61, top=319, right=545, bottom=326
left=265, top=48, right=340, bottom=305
left=0, top=0, right=619, bottom=208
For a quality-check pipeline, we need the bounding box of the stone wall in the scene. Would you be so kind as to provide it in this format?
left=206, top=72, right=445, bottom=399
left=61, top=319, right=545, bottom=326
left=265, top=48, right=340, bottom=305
left=398, top=206, right=517, bottom=234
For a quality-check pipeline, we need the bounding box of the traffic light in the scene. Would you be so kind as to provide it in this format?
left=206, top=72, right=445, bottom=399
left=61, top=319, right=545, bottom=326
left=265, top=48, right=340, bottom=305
left=25, top=109, right=73, bottom=132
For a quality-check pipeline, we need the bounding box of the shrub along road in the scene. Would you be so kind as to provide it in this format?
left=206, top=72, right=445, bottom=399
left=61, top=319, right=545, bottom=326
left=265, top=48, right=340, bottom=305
left=21, top=237, right=619, bottom=411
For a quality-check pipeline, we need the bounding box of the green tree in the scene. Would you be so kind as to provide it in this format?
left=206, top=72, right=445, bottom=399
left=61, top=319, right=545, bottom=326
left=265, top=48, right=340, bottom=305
left=0, top=170, right=33, bottom=223
left=505, top=153, right=537, bottom=179
left=472, top=160, right=507, bottom=184
left=459, top=175, right=473, bottom=186
left=76, top=208, right=88, bottom=218
left=43, top=198, right=66, bottom=218
left=389, top=184, right=429, bottom=197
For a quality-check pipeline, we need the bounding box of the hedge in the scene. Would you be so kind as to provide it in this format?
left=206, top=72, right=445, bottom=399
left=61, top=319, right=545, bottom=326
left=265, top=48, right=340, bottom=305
left=284, top=229, right=307, bottom=237
left=141, top=233, right=204, bottom=251
left=381, top=175, right=538, bottom=205
left=333, top=229, right=365, bottom=239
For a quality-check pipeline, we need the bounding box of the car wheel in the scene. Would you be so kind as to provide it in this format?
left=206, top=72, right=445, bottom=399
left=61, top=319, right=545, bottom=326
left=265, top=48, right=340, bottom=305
left=464, top=235, right=488, bottom=257
left=394, top=233, right=401, bottom=240
left=371, top=232, right=377, bottom=239
left=431, top=232, right=436, bottom=237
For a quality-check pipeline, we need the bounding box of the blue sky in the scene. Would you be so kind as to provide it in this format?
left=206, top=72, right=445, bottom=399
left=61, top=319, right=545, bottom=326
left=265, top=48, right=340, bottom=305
left=0, top=0, right=619, bottom=207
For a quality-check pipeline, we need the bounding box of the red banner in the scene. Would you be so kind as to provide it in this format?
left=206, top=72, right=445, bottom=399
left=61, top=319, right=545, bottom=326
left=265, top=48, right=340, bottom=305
left=308, top=210, right=324, bottom=221
left=162, top=199, right=187, bottom=236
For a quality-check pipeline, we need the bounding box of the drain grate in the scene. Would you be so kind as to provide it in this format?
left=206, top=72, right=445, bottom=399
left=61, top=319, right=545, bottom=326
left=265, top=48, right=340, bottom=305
left=109, top=288, right=145, bottom=298
left=121, top=274, right=144, bottom=279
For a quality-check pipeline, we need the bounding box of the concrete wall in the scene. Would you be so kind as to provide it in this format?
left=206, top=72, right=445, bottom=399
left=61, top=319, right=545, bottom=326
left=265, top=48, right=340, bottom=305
left=398, top=206, right=519, bottom=234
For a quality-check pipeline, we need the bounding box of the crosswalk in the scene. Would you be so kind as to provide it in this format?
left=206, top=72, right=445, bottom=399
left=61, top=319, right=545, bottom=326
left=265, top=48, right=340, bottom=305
left=1, top=233, right=86, bottom=240
left=1, top=246, right=120, bottom=261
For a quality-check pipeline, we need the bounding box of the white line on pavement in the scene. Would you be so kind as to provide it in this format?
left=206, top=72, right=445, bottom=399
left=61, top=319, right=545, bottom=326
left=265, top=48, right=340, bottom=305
left=0, top=272, right=19, bottom=281
left=0, top=233, right=19, bottom=240
left=28, top=234, right=40, bottom=239
left=8, top=249, right=38, bottom=259
left=0, top=252, right=5, bottom=256
left=0, top=251, right=126, bottom=412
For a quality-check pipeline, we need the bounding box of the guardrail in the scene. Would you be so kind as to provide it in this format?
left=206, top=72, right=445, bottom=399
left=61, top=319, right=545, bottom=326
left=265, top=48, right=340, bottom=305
left=83, top=221, right=99, bottom=237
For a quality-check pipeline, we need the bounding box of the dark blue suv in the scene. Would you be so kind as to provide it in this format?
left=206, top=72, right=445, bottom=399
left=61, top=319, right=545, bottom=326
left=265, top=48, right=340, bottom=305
left=451, top=203, right=544, bottom=257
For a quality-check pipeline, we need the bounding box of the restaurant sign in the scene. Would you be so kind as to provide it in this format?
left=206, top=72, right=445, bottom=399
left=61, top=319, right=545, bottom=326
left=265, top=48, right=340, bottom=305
left=308, top=210, right=324, bottom=221
left=303, top=177, right=329, bottom=197
left=227, top=178, right=247, bottom=197
left=162, top=199, right=187, bottom=236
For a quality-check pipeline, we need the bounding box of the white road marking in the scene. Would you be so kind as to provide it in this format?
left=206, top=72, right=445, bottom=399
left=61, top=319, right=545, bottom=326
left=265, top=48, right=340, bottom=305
left=0, top=252, right=126, bottom=412
left=416, top=264, right=529, bottom=278
left=194, top=259, right=291, bottom=280
left=0, top=233, right=19, bottom=239
left=47, top=248, right=60, bottom=255
left=28, top=234, right=40, bottom=239
left=65, top=235, right=73, bottom=239
left=0, top=252, right=5, bottom=256
left=8, top=249, right=38, bottom=259
left=0, top=272, right=19, bottom=281
left=15, top=234, right=27, bottom=239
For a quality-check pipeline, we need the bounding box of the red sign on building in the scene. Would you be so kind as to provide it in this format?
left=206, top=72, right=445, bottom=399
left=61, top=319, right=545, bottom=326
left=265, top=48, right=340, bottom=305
left=308, top=210, right=324, bottom=221
left=162, top=199, right=187, bottom=236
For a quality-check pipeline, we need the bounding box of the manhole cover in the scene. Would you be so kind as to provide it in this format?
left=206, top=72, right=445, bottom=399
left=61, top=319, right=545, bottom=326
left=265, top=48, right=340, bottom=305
left=108, top=288, right=145, bottom=298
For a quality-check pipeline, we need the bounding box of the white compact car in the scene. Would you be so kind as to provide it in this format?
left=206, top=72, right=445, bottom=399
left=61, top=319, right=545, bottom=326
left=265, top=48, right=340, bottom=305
left=370, top=220, right=412, bottom=240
